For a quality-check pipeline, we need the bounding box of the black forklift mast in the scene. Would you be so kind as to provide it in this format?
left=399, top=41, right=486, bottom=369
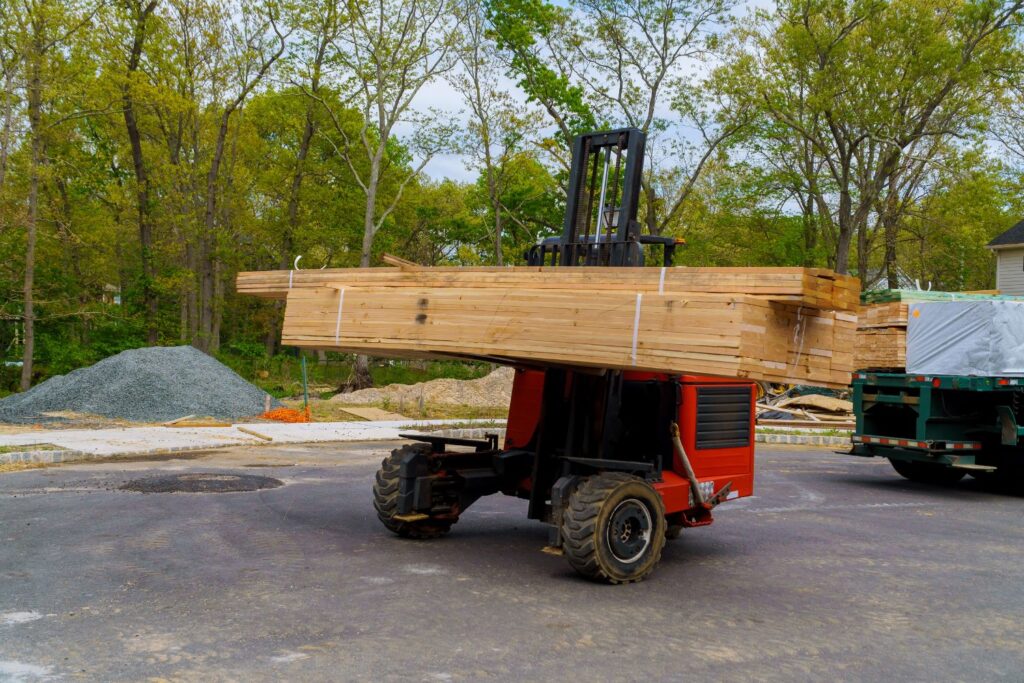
left=522, top=128, right=682, bottom=523
left=526, top=128, right=678, bottom=268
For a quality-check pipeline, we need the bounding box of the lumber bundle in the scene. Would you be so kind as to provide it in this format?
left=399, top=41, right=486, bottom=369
left=238, top=266, right=861, bottom=312
left=272, top=284, right=856, bottom=388
left=853, top=290, right=1024, bottom=371
left=855, top=300, right=909, bottom=371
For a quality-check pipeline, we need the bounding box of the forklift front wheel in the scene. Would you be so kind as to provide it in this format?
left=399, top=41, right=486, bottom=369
left=562, top=473, right=666, bottom=584
left=373, top=444, right=453, bottom=539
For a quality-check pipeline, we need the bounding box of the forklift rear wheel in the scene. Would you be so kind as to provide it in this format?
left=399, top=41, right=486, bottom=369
left=888, top=458, right=966, bottom=485
left=562, top=473, right=666, bottom=584
left=373, top=444, right=453, bottom=539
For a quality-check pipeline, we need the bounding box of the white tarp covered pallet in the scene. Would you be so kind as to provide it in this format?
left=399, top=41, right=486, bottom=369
left=907, top=301, right=1024, bottom=376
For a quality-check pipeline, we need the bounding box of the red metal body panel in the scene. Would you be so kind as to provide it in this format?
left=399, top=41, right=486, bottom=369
left=504, top=368, right=755, bottom=515
left=505, top=369, right=546, bottom=449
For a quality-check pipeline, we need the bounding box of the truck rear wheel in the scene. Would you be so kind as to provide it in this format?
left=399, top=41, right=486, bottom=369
left=889, top=458, right=966, bottom=485
left=373, top=444, right=453, bottom=539
left=561, top=473, right=666, bottom=584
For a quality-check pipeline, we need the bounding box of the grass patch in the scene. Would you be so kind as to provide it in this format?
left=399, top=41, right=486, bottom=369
left=0, top=443, right=64, bottom=454
left=216, top=352, right=493, bottom=400
left=284, top=398, right=508, bottom=422
left=0, top=462, right=50, bottom=473
left=405, top=420, right=507, bottom=432
left=759, top=427, right=851, bottom=437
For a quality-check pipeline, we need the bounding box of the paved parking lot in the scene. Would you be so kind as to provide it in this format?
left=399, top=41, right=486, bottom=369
left=1, top=442, right=1021, bottom=681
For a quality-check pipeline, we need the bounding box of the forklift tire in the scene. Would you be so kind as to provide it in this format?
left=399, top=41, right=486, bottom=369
left=373, top=444, right=453, bottom=539
left=888, top=458, right=966, bottom=485
left=561, top=473, right=666, bottom=584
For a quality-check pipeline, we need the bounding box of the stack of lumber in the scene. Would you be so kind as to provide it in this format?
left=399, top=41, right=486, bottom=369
left=854, top=290, right=1024, bottom=371
left=238, top=266, right=861, bottom=311
left=238, top=266, right=860, bottom=389
left=855, top=301, right=909, bottom=370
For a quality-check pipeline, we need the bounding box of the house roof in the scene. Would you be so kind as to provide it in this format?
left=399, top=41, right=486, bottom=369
left=988, top=219, right=1024, bottom=248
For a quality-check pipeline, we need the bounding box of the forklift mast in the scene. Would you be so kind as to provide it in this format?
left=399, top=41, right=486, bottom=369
left=526, top=128, right=678, bottom=268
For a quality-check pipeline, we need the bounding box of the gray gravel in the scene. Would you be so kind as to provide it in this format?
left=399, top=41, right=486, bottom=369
left=0, top=345, right=280, bottom=423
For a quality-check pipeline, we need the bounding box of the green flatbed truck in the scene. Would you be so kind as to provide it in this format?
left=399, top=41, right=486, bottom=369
left=850, top=372, right=1024, bottom=484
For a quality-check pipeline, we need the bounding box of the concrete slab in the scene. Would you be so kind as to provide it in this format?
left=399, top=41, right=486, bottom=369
left=0, top=419, right=505, bottom=465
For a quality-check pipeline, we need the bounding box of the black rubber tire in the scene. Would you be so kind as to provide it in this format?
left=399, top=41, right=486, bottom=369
left=562, top=473, right=667, bottom=584
left=889, top=458, right=966, bottom=485
left=373, top=443, right=453, bottom=539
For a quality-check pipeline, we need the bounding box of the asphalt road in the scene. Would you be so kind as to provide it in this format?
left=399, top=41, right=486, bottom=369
left=1, top=442, right=1022, bottom=682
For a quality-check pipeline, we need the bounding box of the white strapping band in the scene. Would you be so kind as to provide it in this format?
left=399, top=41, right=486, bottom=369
left=288, top=270, right=294, bottom=289
left=790, top=305, right=806, bottom=370
left=334, top=288, right=346, bottom=343
left=658, top=267, right=666, bottom=294
left=631, top=293, right=643, bottom=366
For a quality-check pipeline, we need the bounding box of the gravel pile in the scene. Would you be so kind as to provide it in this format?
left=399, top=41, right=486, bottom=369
left=333, top=366, right=515, bottom=409
left=0, top=346, right=279, bottom=423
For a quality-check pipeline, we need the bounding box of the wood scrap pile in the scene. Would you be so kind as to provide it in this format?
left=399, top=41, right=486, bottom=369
left=757, top=393, right=854, bottom=427
left=238, top=266, right=860, bottom=389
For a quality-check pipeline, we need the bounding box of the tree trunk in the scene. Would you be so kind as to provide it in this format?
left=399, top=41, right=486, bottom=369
left=802, top=192, right=817, bottom=267
left=0, top=70, right=14, bottom=190
left=196, top=111, right=231, bottom=353
left=857, top=225, right=869, bottom=283
left=124, top=0, right=160, bottom=344
left=485, top=164, right=504, bottom=265
left=348, top=153, right=382, bottom=390
left=883, top=176, right=900, bottom=289
left=211, top=257, right=222, bottom=354
left=493, top=210, right=504, bottom=266
left=21, top=61, right=43, bottom=390
left=264, top=303, right=280, bottom=357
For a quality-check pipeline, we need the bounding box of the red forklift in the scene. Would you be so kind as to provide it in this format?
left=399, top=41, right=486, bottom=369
left=373, top=129, right=756, bottom=583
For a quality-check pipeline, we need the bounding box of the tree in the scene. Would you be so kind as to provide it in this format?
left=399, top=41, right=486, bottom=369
left=194, top=0, right=286, bottom=353
left=720, top=0, right=1024, bottom=275
left=9, top=0, right=101, bottom=389
left=113, top=0, right=160, bottom=343
left=487, top=0, right=745, bottom=234
left=451, top=1, right=542, bottom=264
left=306, top=0, right=462, bottom=387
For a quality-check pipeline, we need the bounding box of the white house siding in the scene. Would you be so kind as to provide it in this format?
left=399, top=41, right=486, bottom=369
left=996, top=247, right=1024, bottom=295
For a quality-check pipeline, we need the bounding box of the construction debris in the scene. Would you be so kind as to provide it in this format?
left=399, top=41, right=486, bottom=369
left=333, top=366, right=515, bottom=410
left=0, top=346, right=280, bottom=424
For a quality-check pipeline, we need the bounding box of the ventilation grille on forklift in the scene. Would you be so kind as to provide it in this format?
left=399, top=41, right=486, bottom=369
left=695, top=386, right=752, bottom=450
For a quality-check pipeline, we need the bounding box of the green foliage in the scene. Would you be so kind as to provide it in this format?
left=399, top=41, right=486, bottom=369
left=0, top=0, right=1022, bottom=397
left=485, top=0, right=597, bottom=138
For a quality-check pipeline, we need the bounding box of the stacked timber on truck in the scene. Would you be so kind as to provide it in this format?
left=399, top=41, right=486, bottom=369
left=854, top=301, right=909, bottom=370
left=238, top=266, right=860, bottom=389
left=854, top=290, right=1024, bottom=372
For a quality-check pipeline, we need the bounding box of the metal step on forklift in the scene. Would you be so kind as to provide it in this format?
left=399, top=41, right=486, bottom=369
left=373, top=128, right=756, bottom=583
left=850, top=372, right=1024, bottom=485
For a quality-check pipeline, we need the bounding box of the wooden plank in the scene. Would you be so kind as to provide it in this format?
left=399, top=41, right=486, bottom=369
left=237, top=266, right=860, bottom=312
left=279, top=286, right=853, bottom=388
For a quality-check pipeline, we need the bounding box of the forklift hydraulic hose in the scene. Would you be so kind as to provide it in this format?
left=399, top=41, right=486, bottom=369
left=670, top=422, right=705, bottom=506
